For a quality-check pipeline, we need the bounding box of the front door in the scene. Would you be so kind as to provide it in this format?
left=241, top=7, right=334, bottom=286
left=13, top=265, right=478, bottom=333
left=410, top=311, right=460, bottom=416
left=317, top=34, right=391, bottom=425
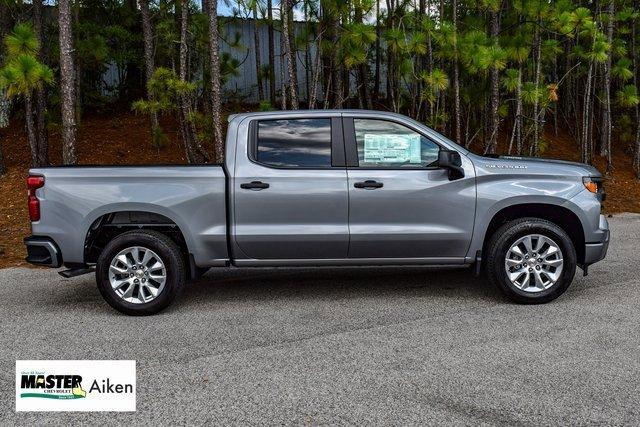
left=344, top=116, right=476, bottom=260
left=233, top=116, right=349, bottom=260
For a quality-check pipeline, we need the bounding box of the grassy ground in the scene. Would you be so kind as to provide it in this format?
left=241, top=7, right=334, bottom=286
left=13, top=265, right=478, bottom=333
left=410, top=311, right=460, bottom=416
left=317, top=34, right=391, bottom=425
left=1, top=112, right=639, bottom=268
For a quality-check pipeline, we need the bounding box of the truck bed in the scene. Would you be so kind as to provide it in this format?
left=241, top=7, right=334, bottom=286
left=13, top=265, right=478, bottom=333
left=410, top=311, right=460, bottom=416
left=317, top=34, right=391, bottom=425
left=29, top=165, right=228, bottom=267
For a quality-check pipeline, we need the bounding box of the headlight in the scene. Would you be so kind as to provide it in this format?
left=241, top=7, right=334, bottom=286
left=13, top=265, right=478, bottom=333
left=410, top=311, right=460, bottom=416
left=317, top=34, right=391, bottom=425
left=583, top=176, right=605, bottom=200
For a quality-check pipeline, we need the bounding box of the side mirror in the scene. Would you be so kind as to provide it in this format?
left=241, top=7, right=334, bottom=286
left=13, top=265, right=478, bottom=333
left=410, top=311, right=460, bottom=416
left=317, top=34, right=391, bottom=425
left=438, top=149, right=465, bottom=180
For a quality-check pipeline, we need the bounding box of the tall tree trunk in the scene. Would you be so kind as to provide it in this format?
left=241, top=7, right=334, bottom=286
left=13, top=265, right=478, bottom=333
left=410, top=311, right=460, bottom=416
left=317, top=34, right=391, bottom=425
left=386, top=0, right=397, bottom=111
left=0, top=0, right=10, bottom=37
left=552, top=58, right=558, bottom=137
left=373, top=0, right=381, bottom=101
left=179, top=0, right=208, bottom=164
left=633, top=0, right=640, bottom=179
left=73, top=2, right=81, bottom=127
left=417, top=0, right=426, bottom=117
left=308, top=17, right=322, bottom=109
left=58, top=0, right=77, bottom=164
left=253, top=5, right=264, bottom=101
left=267, top=0, right=276, bottom=105
left=279, top=5, right=288, bottom=110
left=208, top=0, right=224, bottom=162
left=282, top=0, right=299, bottom=109
left=0, top=89, right=6, bottom=175
left=201, top=0, right=211, bottom=114
left=486, top=4, right=501, bottom=154
left=288, top=1, right=299, bottom=103
left=0, top=3, right=9, bottom=174
left=179, top=0, right=195, bottom=163
left=140, top=0, right=159, bottom=134
left=303, top=0, right=310, bottom=104
left=425, top=0, right=434, bottom=122
left=531, top=14, right=542, bottom=156
left=601, top=0, right=614, bottom=176
left=452, top=0, right=461, bottom=144
left=563, top=37, right=574, bottom=133
left=354, top=6, right=372, bottom=110
left=581, top=61, right=594, bottom=164
left=509, top=65, right=523, bottom=155
left=24, top=94, right=38, bottom=167
left=329, top=7, right=344, bottom=108
left=33, top=0, right=48, bottom=167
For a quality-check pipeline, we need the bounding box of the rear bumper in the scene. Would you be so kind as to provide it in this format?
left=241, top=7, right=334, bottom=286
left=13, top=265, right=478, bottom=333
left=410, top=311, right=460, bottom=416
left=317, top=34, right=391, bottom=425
left=583, top=214, right=610, bottom=265
left=24, top=236, right=62, bottom=267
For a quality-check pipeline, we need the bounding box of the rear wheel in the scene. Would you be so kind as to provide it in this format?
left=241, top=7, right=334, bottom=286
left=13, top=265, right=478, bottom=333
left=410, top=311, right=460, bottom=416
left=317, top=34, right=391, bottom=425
left=486, top=218, right=577, bottom=304
left=96, top=230, right=185, bottom=315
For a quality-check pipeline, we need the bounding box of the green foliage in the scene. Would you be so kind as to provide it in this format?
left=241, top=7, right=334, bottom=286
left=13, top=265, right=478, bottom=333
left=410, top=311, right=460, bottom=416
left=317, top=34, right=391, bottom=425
left=133, top=67, right=195, bottom=117
left=383, top=28, right=404, bottom=53
left=498, top=102, right=509, bottom=118
left=0, top=55, right=53, bottom=98
left=617, top=114, right=634, bottom=144
left=612, top=58, right=634, bottom=82
left=188, top=110, right=215, bottom=147
left=0, top=24, right=52, bottom=99
left=4, top=22, right=39, bottom=57
left=542, top=39, right=562, bottom=58
left=152, top=126, right=169, bottom=149
left=2, top=0, right=636, bottom=165
left=341, top=22, right=376, bottom=69
left=505, top=35, right=530, bottom=63
left=421, top=68, right=449, bottom=92
left=259, top=100, right=273, bottom=111
left=521, top=82, right=542, bottom=105
left=616, top=85, right=640, bottom=108
left=502, top=68, right=520, bottom=93
left=588, top=36, right=610, bottom=63
left=220, top=52, right=241, bottom=84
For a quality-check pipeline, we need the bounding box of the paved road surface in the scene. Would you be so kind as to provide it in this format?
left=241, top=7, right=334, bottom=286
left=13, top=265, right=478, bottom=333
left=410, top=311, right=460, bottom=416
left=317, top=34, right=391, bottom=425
left=1, top=215, right=639, bottom=425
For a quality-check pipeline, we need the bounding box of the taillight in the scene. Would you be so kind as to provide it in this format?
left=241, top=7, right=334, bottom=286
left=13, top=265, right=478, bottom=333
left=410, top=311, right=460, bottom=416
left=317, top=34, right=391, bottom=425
left=27, top=175, right=44, bottom=221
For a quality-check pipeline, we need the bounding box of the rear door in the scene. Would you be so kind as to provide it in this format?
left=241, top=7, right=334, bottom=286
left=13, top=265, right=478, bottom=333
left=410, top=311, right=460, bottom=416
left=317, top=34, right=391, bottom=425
left=233, top=115, right=349, bottom=260
left=344, top=116, right=476, bottom=260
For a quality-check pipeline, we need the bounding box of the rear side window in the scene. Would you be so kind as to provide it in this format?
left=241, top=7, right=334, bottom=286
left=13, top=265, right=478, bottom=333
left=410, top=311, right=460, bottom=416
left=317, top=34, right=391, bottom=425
left=256, top=119, right=332, bottom=168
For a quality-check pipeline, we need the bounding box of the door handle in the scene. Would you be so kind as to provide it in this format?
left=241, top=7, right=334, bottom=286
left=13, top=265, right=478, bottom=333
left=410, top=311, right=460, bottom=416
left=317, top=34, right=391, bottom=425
left=354, top=180, right=383, bottom=189
left=240, top=181, right=270, bottom=190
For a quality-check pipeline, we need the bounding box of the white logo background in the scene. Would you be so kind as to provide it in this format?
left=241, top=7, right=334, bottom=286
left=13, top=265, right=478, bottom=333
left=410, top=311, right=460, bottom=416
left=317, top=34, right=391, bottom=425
left=15, top=360, right=136, bottom=412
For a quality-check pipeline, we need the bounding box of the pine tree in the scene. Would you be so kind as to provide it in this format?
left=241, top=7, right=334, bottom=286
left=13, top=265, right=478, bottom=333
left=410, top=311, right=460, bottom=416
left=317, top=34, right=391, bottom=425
left=58, top=0, right=77, bottom=164
left=140, top=0, right=160, bottom=138
left=208, top=0, right=224, bottom=161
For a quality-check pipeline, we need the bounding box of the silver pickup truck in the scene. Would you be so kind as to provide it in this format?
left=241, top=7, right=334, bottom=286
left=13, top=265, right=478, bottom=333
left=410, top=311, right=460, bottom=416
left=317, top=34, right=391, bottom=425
left=24, top=110, right=609, bottom=315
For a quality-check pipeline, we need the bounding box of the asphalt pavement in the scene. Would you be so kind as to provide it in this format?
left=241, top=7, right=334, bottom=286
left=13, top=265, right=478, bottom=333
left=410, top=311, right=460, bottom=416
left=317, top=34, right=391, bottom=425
left=1, top=214, right=639, bottom=425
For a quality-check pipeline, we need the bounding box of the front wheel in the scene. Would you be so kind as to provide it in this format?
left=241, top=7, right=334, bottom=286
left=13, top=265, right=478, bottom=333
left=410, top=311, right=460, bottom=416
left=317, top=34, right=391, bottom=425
left=96, top=230, right=186, bottom=315
left=486, top=218, right=577, bottom=304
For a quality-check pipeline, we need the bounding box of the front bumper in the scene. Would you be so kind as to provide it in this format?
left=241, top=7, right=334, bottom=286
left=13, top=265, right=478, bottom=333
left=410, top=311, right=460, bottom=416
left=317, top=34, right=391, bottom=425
left=24, top=236, right=62, bottom=267
left=583, top=214, right=610, bottom=265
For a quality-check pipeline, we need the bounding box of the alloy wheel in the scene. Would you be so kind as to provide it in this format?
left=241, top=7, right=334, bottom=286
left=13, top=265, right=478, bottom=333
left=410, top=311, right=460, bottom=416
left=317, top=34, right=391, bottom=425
left=108, top=246, right=167, bottom=304
left=504, top=234, right=564, bottom=293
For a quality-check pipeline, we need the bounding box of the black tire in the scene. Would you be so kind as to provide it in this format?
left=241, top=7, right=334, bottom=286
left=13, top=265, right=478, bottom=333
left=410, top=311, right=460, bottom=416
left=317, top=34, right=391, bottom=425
left=486, top=218, right=577, bottom=304
left=96, top=230, right=185, bottom=315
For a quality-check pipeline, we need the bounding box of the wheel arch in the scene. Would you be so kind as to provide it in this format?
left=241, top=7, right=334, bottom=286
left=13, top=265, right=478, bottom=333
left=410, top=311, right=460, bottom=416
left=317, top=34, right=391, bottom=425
left=481, top=203, right=586, bottom=264
left=83, top=209, right=192, bottom=267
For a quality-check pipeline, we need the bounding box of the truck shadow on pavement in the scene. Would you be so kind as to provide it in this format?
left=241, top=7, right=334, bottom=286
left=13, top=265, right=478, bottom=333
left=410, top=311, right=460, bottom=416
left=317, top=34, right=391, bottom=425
left=178, top=266, right=502, bottom=307
left=46, top=264, right=594, bottom=314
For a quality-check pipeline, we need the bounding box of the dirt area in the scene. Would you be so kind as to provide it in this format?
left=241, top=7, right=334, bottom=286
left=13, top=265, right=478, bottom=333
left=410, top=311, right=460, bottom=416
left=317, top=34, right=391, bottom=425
left=1, top=112, right=639, bottom=268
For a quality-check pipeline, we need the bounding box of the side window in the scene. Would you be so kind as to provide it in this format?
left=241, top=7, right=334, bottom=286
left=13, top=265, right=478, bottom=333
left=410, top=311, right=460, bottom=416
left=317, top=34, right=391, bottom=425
left=353, top=119, right=439, bottom=168
left=256, top=118, right=332, bottom=168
